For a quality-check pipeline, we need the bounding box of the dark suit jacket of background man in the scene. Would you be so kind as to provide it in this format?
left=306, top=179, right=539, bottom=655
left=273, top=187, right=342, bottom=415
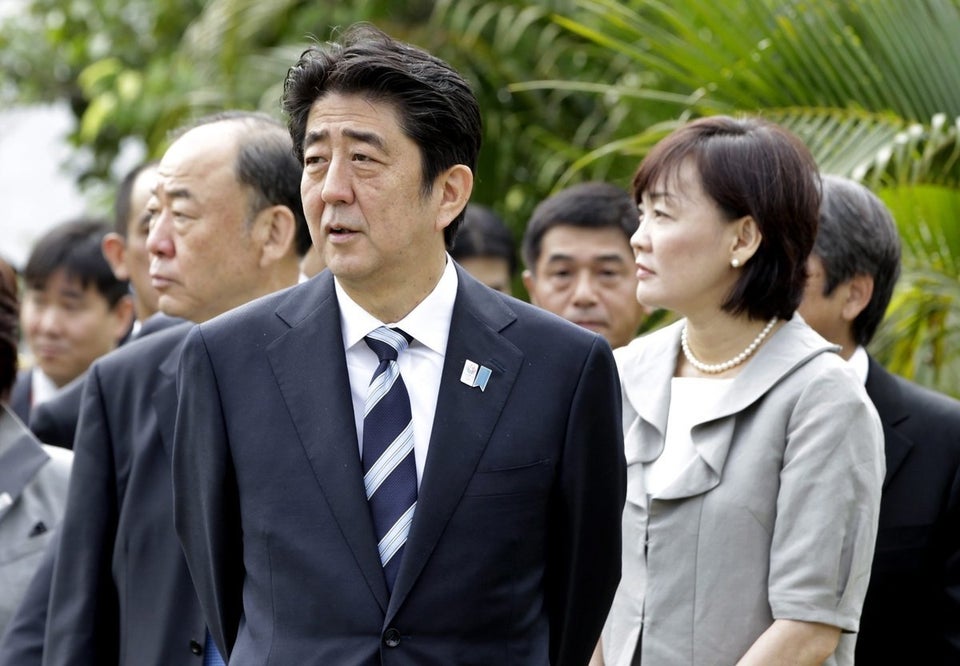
left=173, top=266, right=626, bottom=666
left=27, top=315, right=185, bottom=450
left=856, top=356, right=960, bottom=664
left=40, top=320, right=211, bottom=666
left=10, top=369, right=33, bottom=424
left=0, top=313, right=188, bottom=666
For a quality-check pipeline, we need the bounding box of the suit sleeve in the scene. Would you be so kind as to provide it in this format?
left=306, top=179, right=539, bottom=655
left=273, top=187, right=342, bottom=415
left=172, top=325, right=243, bottom=659
left=547, top=336, right=626, bottom=666
left=43, top=366, right=121, bottom=666
left=768, top=367, right=884, bottom=631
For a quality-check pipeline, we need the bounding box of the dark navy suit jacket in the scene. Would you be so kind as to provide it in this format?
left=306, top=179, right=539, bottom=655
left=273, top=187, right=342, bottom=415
left=173, top=267, right=626, bottom=666
left=856, top=357, right=960, bottom=664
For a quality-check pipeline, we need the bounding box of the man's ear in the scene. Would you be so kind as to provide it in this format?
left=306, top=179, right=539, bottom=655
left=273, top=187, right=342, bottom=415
left=841, top=273, right=874, bottom=322
left=253, top=206, right=297, bottom=267
left=109, top=294, right=136, bottom=343
left=434, top=165, right=474, bottom=233
left=101, top=233, right=130, bottom=281
left=521, top=269, right=539, bottom=305
left=728, top=216, right=762, bottom=267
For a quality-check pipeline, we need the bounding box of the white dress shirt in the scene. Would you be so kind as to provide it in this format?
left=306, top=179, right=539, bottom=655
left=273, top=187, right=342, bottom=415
left=30, top=368, right=61, bottom=408
left=336, top=257, right=458, bottom=485
left=849, top=345, right=869, bottom=385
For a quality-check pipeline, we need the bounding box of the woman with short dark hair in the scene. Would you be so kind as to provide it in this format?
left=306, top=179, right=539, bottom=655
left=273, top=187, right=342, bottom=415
left=601, top=116, right=884, bottom=666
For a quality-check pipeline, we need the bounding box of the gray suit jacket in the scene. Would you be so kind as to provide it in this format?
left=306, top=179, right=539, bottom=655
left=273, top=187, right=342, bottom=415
left=173, top=267, right=626, bottom=666
left=0, top=406, right=71, bottom=636
left=602, top=316, right=885, bottom=666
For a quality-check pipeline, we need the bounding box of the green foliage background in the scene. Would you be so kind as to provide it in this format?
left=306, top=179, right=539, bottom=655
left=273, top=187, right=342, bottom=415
left=3, top=0, right=959, bottom=395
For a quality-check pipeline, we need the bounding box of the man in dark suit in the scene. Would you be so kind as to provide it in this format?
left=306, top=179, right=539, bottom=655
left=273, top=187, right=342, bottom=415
left=172, top=25, right=625, bottom=666
left=799, top=174, right=960, bottom=664
left=21, top=111, right=310, bottom=666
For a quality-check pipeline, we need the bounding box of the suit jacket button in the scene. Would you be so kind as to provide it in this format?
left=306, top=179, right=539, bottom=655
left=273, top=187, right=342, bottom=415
left=189, top=639, right=203, bottom=656
left=383, top=628, right=402, bottom=648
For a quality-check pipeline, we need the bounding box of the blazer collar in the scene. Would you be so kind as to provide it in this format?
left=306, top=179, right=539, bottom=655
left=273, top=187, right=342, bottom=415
left=0, top=404, right=50, bottom=522
left=864, top=356, right=913, bottom=488
left=618, top=315, right=838, bottom=500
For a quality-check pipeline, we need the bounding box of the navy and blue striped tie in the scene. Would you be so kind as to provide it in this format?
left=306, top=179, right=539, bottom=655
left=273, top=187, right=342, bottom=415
left=362, top=326, right=417, bottom=593
left=203, top=630, right=226, bottom=665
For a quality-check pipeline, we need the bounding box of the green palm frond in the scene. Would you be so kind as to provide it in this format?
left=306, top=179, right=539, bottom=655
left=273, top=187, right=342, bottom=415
left=867, top=184, right=960, bottom=396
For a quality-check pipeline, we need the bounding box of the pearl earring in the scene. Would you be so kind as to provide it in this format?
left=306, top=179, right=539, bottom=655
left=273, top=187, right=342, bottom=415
left=731, top=258, right=741, bottom=268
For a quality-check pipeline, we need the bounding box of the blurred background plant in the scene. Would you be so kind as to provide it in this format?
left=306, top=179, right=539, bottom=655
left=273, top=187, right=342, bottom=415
left=3, top=0, right=958, bottom=394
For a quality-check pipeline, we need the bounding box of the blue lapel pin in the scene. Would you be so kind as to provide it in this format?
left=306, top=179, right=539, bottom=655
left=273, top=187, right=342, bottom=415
left=460, top=359, right=492, bottom=392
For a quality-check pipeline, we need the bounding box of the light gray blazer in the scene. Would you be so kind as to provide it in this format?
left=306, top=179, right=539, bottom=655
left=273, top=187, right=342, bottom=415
left=602, top=316, right=884, bottom=666
left=0, top=405, right=71, bottom=635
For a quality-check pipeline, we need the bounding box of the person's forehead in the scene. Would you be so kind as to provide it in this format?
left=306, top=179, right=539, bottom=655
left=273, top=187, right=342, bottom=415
left=157, top=126, right=239, bottom=192
left=304, top=93, right=404, bottom=140
left=27, top=269, right=102, bottom=299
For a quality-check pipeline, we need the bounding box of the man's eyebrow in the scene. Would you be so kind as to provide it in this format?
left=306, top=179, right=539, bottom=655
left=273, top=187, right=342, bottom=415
left=303, top=127, right=387, bottom=152
left=150, top=184, right=192, bottom=201
left=593, top=254, right=629, bottom=263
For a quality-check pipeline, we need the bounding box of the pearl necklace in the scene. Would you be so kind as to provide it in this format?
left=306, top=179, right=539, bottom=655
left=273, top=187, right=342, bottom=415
left=680, top=316, right=778, bottom=374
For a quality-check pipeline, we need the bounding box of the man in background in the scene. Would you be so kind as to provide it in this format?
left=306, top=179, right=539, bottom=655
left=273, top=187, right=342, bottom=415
left=522, top=181, right=646, bottom=349
left=798, top=173, right=960, bottom=664
left=101, top=161, right=162, bottom=329
left=11, top=219, right=133, bottom=423
left=27, top=111, right=309, bottom=666
left=30, top=161, right=166, bottom=449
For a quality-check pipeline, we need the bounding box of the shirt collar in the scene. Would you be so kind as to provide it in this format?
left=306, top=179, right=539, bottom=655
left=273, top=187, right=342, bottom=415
left=336, top=255, right=458, bottom=355
left=31, top=368, right=61, bottom=406
left=849, top=345, right=870, bottom=385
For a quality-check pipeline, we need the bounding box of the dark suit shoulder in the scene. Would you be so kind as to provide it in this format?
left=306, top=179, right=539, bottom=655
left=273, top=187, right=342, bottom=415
left=92, top=321, right=194, bottom=379
left=136, top=313, right=187, bottom=338
left=869, top=361, right=960, bottom=435
left=29, top=378, right=83, bottom=449
left=196, top=280, right=306, bottom=344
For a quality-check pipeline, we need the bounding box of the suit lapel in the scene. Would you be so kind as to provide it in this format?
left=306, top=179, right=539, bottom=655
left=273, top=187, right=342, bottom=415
left=865, top=357, right=913, bottom=489
left=0, top=405, right=49, bottom=522
left=266, top=273, right=389, bottom=610
left=388, top=268, right=522, bottom=618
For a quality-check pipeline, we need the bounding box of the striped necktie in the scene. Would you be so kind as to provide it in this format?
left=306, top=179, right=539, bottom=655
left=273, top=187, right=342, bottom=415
left=203, top=630, right=226, bottom=666
left=362, top=326, right=417, bottom=593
